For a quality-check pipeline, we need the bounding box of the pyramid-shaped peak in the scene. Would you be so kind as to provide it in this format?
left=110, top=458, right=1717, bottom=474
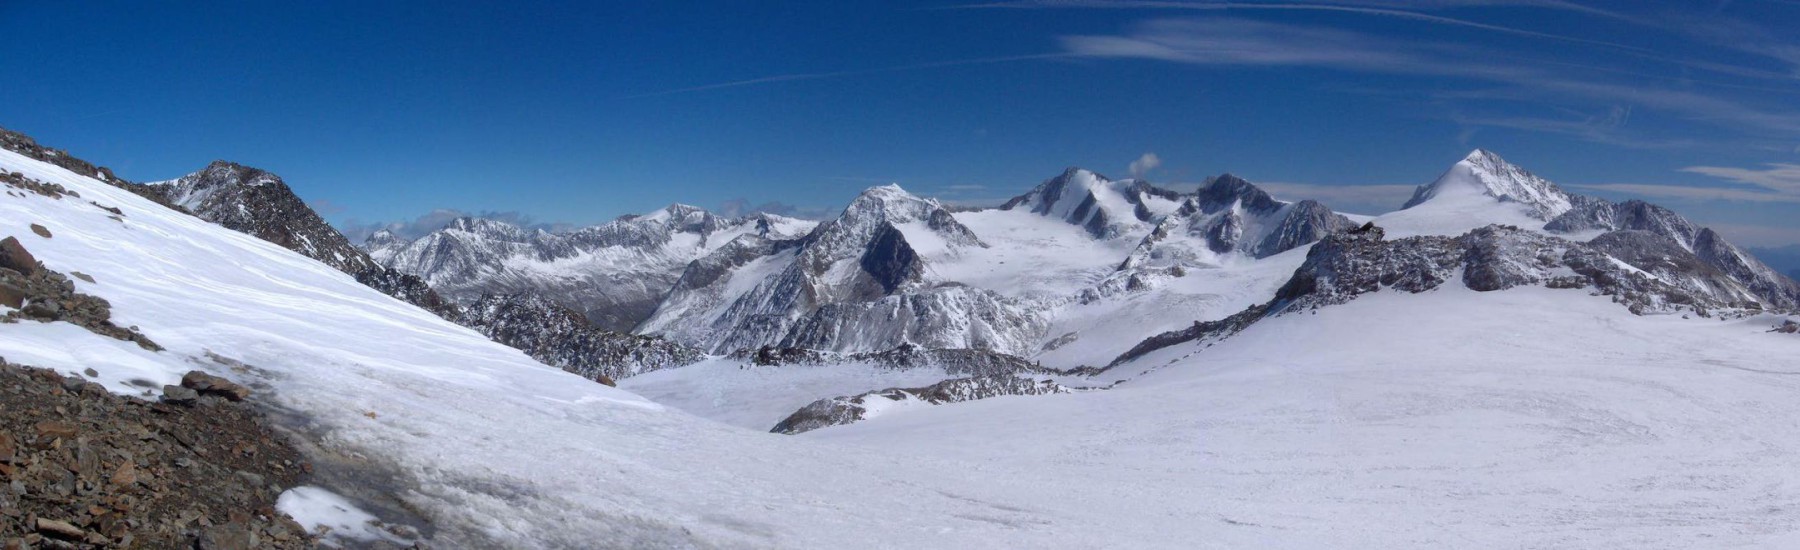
left=1197, top=173, right=1281, bottom=215
left=1463, top=148, right=1503, bottom=163
left=1401, top=149, right=1576, bottom=219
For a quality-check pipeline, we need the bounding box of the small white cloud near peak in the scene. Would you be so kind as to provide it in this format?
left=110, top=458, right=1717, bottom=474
left=1129, top=152, right=1162, bottom=179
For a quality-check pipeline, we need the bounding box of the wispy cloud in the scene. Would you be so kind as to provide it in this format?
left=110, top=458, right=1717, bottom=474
left=1571, top=183, right=1800, bottom=205
left=959, top=0, right=1643, bottom=51
left=1680, top=163, right=1800, bottom=195
left=1055, top=17, right=1800, bottom=140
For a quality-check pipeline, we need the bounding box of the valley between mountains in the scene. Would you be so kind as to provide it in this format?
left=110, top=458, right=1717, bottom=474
left=1, top=124, right=1797, bottom=548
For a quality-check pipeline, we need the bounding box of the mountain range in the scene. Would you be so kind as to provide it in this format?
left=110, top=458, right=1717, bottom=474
left=3, top=124, right=1798, bottom=548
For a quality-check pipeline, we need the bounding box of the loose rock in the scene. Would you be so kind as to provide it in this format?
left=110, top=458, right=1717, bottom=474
left=0, top=237, right=36, bottom=275
left=181, top=371, right=252, bottom=402
left=161, top=385, right=200, bottom=405
left=33, top=518, right=83, bottom=540
left=27, top=224, right=50, bottom=239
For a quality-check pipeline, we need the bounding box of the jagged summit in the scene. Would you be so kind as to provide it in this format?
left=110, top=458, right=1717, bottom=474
left=1196, top=173, right=1282, bottom=215
left=1002, top=167, right=1185, bottom=238
left=1402, top=149, right=1578, bottom=220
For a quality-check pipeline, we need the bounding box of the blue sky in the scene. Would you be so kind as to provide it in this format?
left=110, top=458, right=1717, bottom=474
left=2, top=1, right=1797, bottom=247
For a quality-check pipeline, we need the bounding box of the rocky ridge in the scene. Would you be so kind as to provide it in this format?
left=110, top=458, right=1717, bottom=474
left=1114, top=222, right=1784, bottom=367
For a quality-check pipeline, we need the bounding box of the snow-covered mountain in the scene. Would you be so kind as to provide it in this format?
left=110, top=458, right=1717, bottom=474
left=1400, top=148, right=1594, bottom=220
left=1387, top=149, right=1799, bottom=309
left=129, top=157, right=708, bottom=385
left=0, top=136, right=1147, bottom=549
left=372, top=205, right=814, bottom=332
left=9, top=124, right=1800, bottom=548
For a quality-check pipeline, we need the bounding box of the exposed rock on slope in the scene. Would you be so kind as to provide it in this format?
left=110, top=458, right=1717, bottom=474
left=0, top=236, right=161, bottom=351
left=1397, top=149, right=1800, bottom=309
left=0, top=360, right=314, bottom=549
left=1116, top=224, right=1782, bottom=366
left=456, top=293, right=701, bottom=383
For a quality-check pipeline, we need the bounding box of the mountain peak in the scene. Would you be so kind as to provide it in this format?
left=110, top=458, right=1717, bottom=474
left=444, top=216, right=525, bottom=236
left=1197, top=173, right=1281, bottom=215
left=1401, top=149, right=1576, bottom=220
left=1000, top=167, right=1193, bottom=238
left=1463, top=148, right=1501, bottom=163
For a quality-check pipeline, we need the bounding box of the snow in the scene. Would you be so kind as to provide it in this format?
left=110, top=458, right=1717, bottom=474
left=1378, top=181, right=1546, bottom=239
left=276, top=486, right=406, bottom=546
left=814, top=286, right=1800, bottom=548
left=927, top=208, right=1135, bottom=299
left=9, top=143, right=1800, bottom=548
left=1383, top=150, right=1569, bottom=238
left=0, top=148, right=1138, bottom=548
left=1033, top=245, right=1311, bottom=368
left=619, top=356, right=955, bottom=431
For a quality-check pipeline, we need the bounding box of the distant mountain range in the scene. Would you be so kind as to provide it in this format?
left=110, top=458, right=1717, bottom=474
left=7, top=123, right=1800, bottom=548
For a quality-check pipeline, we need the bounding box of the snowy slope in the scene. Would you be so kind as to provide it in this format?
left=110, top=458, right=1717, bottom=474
left=815, top=286, right=1800, bottom=549
left=0, top=148, right=1212, bottom=549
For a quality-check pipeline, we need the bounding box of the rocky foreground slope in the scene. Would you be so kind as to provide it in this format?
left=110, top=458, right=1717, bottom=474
left=0, top=360, right=318, bottom=550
